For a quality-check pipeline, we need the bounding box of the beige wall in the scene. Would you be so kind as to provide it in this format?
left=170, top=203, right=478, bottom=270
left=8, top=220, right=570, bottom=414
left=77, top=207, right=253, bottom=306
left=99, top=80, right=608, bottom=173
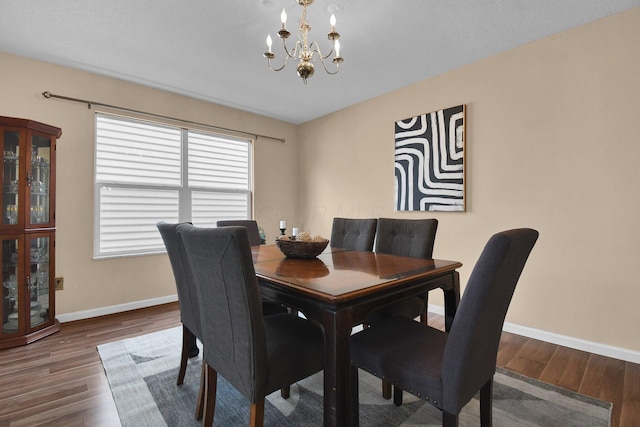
left=1, top=6, right=638, bottom=355
left=297, top=7, right=640, bottom=353
left=0, top=52, right=300, bottom=316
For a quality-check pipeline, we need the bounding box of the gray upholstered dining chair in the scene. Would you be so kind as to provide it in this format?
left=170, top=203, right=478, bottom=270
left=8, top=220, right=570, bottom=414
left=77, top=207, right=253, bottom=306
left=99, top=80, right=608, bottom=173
left=157, top=222, right=201, bottom=382
left=350, top=228, right=539, bottom=427
left=157, top=221, right=206, bottom=420
left=330, top=217, right=377, bottom=251
left=366, top=217, right=438, bottom=400
left=158, top=221, right=290, bottom=421
left=177, top=224, right=325, bottom=427
left=216, top=219, right=263, bottom=245
left=368, top=218, right=438, bottom=322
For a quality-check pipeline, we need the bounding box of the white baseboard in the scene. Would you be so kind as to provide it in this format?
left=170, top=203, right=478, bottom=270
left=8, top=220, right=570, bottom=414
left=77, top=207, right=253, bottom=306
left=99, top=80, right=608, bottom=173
left=56, top=294, right=178, bottom=323
left=56, top=297, right=640, bottom=364
left=429, top=304, right=640, bottom=364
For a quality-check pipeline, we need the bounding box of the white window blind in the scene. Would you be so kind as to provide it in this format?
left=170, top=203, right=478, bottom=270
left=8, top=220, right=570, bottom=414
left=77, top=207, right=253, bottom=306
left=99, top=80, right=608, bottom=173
left=96, top=115, right=181, bottom=185
left=95, top=114, right=252, bottom=258
left=191, top=191, right=250, bottom=228
left=98, top=187, right=180, bottom=253
left=188, top=131, right=249, bottom=189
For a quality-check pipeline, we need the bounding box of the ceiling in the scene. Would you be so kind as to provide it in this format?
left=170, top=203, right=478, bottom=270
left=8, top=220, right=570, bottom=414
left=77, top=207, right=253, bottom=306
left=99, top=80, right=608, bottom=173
left=1, top=1, right=639, bottom=124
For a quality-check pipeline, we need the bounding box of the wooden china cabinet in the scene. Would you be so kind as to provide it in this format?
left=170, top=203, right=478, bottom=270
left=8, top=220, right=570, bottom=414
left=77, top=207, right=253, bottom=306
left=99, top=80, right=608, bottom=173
left=0, top=116, right=60, bottom=349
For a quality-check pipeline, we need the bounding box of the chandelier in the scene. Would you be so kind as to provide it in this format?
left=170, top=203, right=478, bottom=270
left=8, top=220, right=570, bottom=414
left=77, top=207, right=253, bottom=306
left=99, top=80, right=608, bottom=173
left=263, top=0, right=343, bottom=84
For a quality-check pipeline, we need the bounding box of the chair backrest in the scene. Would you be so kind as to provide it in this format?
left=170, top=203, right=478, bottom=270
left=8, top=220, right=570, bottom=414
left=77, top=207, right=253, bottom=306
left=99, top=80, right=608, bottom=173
left=374, top=218, right=438, bottom=259
left=157, top=221, right=201, bottom=339
left=177, top=224, right=267, bottom=402
left=330, top=217, right=377, bottom=251
left=217, top=220, right=262, bottom=246
left=441, top=228, right=539, bottom=414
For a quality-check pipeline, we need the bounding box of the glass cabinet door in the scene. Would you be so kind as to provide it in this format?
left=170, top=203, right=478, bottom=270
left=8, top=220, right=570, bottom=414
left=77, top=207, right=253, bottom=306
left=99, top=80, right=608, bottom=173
left=1, top=237, right=20, bottom=335
left=27, top=234, right=52, bottom=330
left=2, top=129, right=21, bottom=227
left=29, top=135, right=52, bottom=227
left=2, top=128, right=55, bottom=229
left=1, top=234, right=53, bottom=336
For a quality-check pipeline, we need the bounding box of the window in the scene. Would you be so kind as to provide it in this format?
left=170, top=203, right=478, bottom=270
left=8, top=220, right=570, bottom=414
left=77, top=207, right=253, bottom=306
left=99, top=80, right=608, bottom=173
left=94, top=113, right=252, bottom=258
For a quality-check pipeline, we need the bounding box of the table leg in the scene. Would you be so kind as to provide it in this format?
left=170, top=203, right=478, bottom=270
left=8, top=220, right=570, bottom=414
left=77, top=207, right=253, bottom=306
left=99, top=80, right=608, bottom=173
left=320, top=309, right=355, bottom=427
left=443, top=271, right=461, bottom=332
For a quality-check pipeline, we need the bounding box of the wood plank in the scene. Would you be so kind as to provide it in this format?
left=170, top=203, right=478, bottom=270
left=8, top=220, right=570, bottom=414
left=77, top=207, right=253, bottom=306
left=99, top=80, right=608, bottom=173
left=504, top=337, right=557, bottom=378
left=496, top=331, right=528, bottom=367
left=539, top=345, right=590, bottom=392
left=620, top=361, right=640, bottom=427
left=579, top=353, right=626, bottom=426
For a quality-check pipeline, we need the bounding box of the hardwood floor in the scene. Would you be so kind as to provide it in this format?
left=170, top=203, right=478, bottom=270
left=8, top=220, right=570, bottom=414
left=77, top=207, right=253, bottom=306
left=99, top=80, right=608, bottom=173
left=0, top=303, right=638, bottom=426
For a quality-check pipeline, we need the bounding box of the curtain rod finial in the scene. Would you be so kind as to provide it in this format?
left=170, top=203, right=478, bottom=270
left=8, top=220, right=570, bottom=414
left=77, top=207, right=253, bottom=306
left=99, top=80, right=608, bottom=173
left=42, top=91, right=51, bottom=98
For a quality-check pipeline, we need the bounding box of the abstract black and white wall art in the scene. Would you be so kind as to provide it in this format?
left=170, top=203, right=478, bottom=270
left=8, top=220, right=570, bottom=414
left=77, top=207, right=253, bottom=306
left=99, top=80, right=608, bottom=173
left=394, top=105, right=465, bottom=212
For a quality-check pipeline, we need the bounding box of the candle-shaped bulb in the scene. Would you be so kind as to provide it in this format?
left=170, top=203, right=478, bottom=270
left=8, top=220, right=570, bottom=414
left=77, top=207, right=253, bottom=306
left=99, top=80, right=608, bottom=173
left=281, top=8, right=287, bottom=27
left=266, top=34, right=272, bottom=52
left=330, top=14, right=336, bottom=30
left=280, top=220, right=286, bottom=229
left=335, top=39, right=341, bottom=57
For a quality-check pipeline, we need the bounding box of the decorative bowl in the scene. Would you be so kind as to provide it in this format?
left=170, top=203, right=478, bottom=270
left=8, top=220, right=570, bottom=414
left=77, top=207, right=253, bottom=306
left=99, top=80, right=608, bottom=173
left=275, top=238, right=329, bottom=259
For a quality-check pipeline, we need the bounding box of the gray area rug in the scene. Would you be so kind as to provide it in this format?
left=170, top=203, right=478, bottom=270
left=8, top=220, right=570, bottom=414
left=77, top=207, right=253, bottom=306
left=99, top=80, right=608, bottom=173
left=98, top=326, right=612, bottom=426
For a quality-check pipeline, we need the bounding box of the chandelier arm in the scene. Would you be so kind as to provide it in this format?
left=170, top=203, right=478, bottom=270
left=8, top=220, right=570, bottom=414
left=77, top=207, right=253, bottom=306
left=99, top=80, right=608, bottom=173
left=316, top=55, right=341, bottom=75
left=281, top=38, right=301, bottom=60
left=266, top=55, right=289, bottom=72
left=308, top=41, right=335, bottom=61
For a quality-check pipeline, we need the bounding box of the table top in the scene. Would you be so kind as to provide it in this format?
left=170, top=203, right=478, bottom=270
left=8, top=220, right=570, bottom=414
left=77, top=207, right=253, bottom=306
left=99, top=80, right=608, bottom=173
left=252, top=244, right=462, bottom=304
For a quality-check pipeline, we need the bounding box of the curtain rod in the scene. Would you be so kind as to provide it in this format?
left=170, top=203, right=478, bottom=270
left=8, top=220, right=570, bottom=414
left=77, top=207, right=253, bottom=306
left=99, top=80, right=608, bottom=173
left=42, top=91, right=285, bottom=143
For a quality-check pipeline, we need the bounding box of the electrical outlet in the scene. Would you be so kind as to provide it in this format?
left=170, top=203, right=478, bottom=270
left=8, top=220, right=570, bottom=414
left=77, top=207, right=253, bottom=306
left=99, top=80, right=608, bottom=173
left=54, top=277, right=64, bottom=291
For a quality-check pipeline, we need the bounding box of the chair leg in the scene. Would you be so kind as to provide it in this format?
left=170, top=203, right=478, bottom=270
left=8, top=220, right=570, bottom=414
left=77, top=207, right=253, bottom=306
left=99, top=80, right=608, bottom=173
left=249, top=400, right=265, bottom=427
left=280, top=385, right=291, bottom=399
left=443, top=411, right=459, bottom=427
left=195, top=362, right=206, bottom=420
left=188, top=334, right=200, bottom=358
left=349, top=366, right=360, bottom=425
left=393, top=385, right=404, bottom=406
left=382, top=379, right=392, bottom=399
left=202, top=363, right=217, bottom=427
left=480, top=377, right=493, bottom=427
left=177, top=325, right=192, bottom=385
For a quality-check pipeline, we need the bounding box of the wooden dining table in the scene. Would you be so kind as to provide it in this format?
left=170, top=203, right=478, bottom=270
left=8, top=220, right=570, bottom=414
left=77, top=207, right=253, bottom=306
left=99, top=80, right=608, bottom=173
left=251, top=244, right=462, bottom=427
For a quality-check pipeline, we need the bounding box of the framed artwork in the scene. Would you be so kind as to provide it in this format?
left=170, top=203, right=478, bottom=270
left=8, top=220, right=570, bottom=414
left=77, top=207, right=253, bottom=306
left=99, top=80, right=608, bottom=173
left=394, top=104, right=465, bottom=212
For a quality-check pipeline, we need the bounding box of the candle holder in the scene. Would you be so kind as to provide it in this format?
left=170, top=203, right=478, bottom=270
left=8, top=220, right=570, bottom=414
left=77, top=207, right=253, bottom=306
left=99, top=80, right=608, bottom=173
left=280, top=227, right=286, bottom=236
